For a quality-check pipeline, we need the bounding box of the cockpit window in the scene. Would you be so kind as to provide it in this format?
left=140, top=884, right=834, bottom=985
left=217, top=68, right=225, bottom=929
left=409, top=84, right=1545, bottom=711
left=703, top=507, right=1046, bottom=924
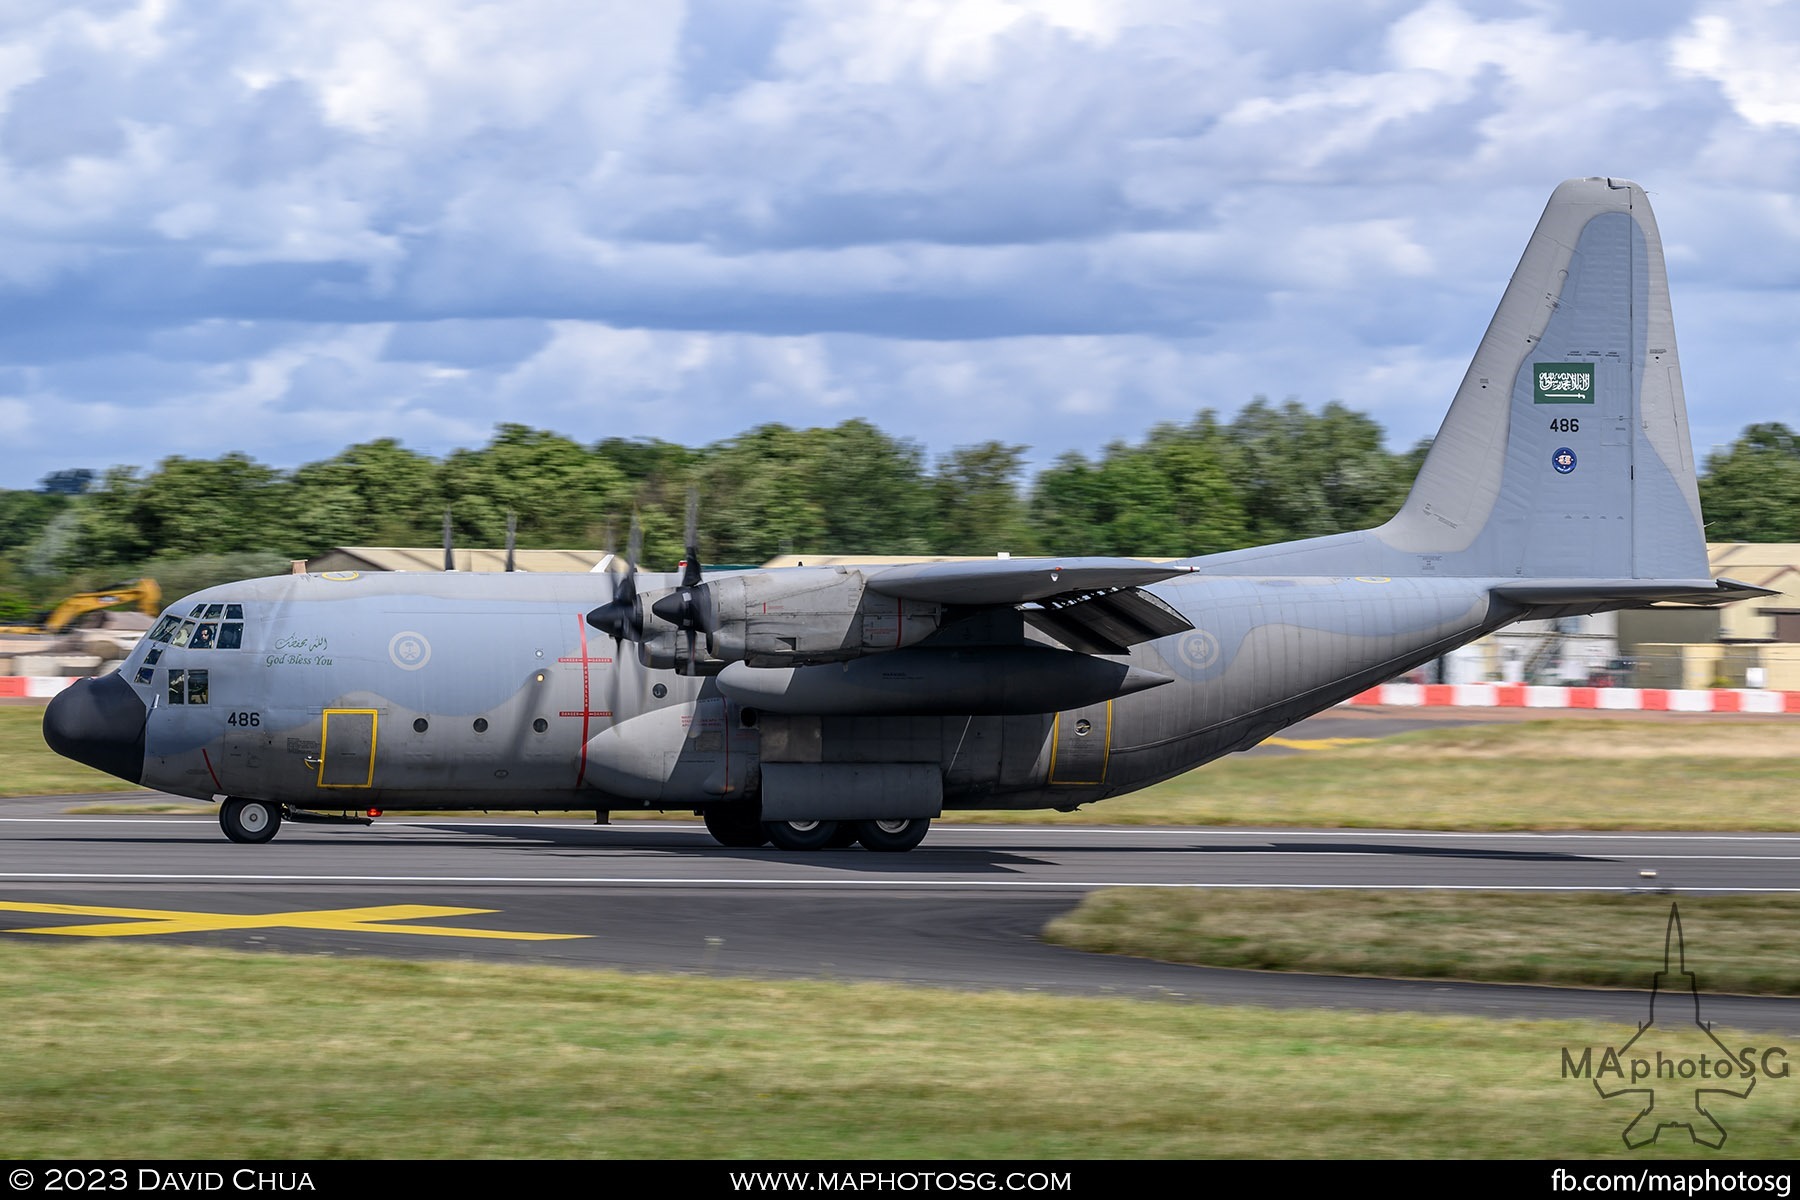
left=145, top=647, right=162, bottom=666
left=166, top=669, right=208, bottom=706
left=152, top=604, right=247, bottom=647
left=135, top=666, right=154, bottom=686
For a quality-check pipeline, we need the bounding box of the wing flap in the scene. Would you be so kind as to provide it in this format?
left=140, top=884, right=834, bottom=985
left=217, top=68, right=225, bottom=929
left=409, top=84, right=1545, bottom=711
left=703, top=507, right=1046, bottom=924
left=1022, top=585, right=1194, bottom=654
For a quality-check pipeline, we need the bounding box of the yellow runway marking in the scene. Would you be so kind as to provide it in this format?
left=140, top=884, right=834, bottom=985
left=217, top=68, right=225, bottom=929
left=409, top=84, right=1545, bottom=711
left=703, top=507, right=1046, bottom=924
left=0, top=901, right=586, bottom=941
left=1260, top=736, right=1375, bottom=751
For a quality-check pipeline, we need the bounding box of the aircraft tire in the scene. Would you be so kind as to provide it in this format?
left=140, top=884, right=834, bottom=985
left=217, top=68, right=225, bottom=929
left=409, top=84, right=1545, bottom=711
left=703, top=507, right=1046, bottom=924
left=703, top=807, right=770, bottom=848
left=220, top=798, right=282, bottom=845
left=762, top=819, right=840, bottom=851
left=854, top=817, right=931, bottom=853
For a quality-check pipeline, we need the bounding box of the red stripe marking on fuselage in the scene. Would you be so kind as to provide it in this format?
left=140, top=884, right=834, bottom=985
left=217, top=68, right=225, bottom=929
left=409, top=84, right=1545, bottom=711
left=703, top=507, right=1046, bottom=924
left=201, top=747, right=223, bottom=793
left=576, top=614, right=591, bottom=789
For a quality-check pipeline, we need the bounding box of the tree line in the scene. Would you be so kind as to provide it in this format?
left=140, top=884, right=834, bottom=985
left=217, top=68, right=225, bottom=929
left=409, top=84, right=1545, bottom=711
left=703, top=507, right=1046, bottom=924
left=1, top=405, right=1795, bottom=622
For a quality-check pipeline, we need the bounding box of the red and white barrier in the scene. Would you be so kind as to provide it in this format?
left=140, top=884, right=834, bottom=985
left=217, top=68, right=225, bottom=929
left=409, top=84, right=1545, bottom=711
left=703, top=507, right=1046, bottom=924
left=0, top=676, right=78, bottom=698
left=1345, top=682, right=1800, bottom=714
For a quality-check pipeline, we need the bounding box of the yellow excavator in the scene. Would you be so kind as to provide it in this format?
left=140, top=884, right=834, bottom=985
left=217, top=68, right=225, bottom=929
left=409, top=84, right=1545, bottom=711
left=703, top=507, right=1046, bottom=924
left=0, top=579, right=162, bottom=635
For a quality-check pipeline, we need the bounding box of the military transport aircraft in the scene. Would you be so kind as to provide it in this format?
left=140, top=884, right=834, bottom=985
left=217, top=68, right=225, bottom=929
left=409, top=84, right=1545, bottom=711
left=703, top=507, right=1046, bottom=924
left=43, top=178, right=1771, bottom=852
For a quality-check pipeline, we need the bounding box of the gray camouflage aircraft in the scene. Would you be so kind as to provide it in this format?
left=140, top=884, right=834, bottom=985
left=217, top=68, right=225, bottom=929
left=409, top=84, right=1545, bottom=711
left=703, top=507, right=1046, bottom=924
left=44, top=177, right=1769, bottom=852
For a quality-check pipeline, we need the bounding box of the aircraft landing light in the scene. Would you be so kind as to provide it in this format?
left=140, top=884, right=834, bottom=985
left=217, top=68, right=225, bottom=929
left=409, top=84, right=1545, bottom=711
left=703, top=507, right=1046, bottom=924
left=0, top=900, right=587, bottom=940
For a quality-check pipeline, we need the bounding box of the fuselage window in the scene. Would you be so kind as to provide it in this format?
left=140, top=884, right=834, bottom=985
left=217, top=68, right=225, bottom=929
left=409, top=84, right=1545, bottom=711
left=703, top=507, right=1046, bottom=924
left=203, top=603, right=224, bottom=619
left=149, top=616, right=180, bottom=642
left=218, top=623, right=243, bottom=650
left=190, top=623, right=218, bottom=650
left=186, top=670, right=209, bottom=705
left=172, top=620, right=196, bottom=648
left=225, top=604, right=244, bottom=620
left=135, top=666, right=154, bottom=686
left=168, top=669, right=186, bottom=706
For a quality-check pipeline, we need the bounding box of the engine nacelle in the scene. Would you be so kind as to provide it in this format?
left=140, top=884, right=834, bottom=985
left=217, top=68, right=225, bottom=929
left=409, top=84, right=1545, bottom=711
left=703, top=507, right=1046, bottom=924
left=702, top=569, right=942, bottom=666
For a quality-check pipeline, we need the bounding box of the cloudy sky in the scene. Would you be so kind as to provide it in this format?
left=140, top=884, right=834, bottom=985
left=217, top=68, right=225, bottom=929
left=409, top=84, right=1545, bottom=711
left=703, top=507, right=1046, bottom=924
left=1, top=0, right=1796, bottom=489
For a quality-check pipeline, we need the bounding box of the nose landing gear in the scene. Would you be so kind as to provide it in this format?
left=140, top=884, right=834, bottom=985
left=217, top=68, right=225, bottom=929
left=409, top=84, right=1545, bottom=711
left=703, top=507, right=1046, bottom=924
left=219, top=797, right=282, bottom=844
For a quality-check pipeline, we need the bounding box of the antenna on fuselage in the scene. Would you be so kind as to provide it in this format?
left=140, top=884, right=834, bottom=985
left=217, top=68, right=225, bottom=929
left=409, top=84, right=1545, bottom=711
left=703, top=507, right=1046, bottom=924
left=443, top=510, right=454, bottom=572
left=505, top=511, right=517, bottom=573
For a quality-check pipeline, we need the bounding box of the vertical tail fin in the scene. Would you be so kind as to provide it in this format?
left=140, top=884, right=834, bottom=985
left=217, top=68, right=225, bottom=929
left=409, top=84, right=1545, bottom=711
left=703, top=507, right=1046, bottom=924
left=1381, top=177, right=1707, bottom=580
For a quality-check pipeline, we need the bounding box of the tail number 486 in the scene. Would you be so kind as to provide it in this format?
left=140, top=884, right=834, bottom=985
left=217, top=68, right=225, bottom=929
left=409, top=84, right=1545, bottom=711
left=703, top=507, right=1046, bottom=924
left=227, top=711, right=261, bottom=727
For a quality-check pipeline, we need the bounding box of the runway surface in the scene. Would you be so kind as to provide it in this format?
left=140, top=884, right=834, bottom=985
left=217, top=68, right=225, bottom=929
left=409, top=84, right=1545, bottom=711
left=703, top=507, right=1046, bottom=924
left=3, top=802, right=1798, bottom=1032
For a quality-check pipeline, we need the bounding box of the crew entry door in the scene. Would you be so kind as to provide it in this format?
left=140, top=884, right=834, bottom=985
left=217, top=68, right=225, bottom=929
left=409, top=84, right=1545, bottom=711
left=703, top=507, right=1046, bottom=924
left=318, top=708, right=378, bottom=789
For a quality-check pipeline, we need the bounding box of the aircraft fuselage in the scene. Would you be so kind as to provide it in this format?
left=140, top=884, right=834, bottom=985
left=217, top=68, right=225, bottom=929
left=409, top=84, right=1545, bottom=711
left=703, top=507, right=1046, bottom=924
left=76, top=566, right=1505, bottom=815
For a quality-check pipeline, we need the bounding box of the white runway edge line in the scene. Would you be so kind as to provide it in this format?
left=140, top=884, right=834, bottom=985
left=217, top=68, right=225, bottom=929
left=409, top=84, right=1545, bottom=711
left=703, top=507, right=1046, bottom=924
left=2, top=872, right=1800, bottom=892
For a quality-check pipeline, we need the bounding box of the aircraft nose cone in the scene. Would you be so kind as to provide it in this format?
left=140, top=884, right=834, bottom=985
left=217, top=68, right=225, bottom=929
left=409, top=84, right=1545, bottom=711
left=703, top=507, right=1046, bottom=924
left=42, top=672, right=148, bottom=785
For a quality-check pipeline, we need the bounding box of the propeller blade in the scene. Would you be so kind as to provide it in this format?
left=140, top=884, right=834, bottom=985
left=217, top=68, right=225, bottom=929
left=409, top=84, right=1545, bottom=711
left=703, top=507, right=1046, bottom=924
left=585, top=514, right=643, bottom=644
left=504, top=512, right=516, bottom=573
left=680, top=487, right=702, bottom=588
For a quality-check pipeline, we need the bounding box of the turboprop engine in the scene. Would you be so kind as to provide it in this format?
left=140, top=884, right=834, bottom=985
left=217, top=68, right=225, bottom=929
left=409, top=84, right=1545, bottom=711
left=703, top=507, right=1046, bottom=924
left=693, top=568, right=943, bottom=666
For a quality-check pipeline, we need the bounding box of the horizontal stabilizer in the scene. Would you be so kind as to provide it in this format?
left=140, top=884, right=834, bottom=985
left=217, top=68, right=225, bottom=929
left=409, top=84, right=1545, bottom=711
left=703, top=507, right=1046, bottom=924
left=866, top=557, right=1193, bottom=605
left=1022, top=586, right=1194, bottom=654
left=1491, top=577, right=1777, bottom=609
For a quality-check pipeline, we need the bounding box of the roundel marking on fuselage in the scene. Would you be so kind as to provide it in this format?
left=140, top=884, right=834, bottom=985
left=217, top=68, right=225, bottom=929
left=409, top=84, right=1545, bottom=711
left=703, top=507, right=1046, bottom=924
left=1175, top=629, right=1221, bottom=671
left=389, top=630, right=432, bottom=671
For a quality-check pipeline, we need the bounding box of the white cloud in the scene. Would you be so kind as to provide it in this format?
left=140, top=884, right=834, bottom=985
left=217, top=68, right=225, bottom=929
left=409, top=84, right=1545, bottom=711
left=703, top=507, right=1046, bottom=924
left=0, top=0, right=1794, bottom=493
left=1672, top=1, right=1800, bottom=129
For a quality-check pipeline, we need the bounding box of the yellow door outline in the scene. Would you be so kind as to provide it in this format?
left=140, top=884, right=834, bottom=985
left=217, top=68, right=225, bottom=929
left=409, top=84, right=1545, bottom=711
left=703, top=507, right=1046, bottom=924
left=1048, top=701, right=1111, bottom=785
left=318, top=708, right=378, bottom=789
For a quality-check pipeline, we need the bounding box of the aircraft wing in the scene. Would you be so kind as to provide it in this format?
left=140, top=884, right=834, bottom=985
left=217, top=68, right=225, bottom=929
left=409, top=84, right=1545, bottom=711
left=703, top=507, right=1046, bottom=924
left=865, top=557, right=1195, bottom=605
left=862, top=557, right=1198, bottom=655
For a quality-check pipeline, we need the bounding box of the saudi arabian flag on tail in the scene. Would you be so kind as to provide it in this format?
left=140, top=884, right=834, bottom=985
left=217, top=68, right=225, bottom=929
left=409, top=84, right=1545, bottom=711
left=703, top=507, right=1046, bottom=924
left=1534, top=362, right=1594, bottom=404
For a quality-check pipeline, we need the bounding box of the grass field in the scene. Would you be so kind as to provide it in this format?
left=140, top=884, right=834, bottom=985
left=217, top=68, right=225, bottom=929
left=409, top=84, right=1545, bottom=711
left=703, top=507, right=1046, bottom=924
left=1045, top=891, right=1800, bottom=995
left=0, top=706, right=144, bottom=798
left=941, top=718, right=1800, bottom=831
left=0, top=940, right=1795, bottom=1160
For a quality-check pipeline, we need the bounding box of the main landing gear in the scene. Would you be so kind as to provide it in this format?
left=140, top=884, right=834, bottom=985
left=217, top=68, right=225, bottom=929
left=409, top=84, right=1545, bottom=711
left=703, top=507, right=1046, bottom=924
left=707, top=814, right=933, bottom=853
left=219, top=797, right=282, bottom=844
